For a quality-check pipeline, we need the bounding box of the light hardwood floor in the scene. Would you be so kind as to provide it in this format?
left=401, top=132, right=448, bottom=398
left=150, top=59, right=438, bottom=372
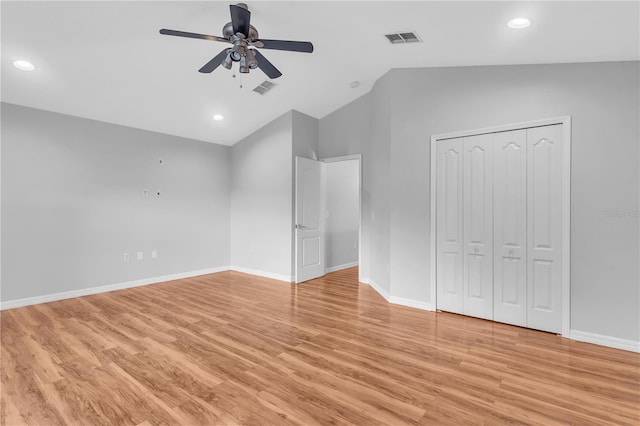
left=1, top=267, right=638, bottom=425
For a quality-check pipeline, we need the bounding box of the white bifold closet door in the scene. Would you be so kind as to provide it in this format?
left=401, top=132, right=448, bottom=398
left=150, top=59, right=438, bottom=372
left=436, top=138, right=463, bottom=314
left=436, top=124, right=563, bottom=333
left=526, top=125, right=563, bottom=333
left=436, top=134, right=493, bottom=319
left=462, top=134, right=493, bottom=320
left=493, top=129, right=528, bottom=327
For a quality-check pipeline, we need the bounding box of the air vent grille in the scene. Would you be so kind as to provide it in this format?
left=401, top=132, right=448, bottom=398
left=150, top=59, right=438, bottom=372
left=253, top=80, right=276, bottom=95
left=384, top=31, right=422, bottom=44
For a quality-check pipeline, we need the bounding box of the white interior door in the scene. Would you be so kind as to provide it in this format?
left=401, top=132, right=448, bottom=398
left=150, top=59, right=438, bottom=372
left=295, top=156, right=325, bottom=283
left=493, top=130, right=528, bottom=327
left=527, top=125, right=563, bottom=333
left=462, top=134, right=494, bottom=320
left=436, top=138, right=464, bottom=314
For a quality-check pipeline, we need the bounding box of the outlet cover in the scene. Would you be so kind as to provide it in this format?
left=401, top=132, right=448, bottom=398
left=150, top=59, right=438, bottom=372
left=137, top=251, right=144, bottom=260
left=123, top=253, right=130, bottom=262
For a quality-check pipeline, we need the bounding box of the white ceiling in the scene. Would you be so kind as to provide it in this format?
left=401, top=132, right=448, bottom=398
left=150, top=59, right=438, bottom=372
left=2, top=1, right=638, bottom=146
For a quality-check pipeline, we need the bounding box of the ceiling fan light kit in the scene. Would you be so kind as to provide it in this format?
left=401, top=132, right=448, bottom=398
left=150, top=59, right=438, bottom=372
left=160, top=2, right=313, bottom=79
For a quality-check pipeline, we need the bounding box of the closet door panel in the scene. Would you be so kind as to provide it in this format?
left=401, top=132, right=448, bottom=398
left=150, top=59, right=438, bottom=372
left=436, top=138, right=464, bottom=314
left=493, top=130, right=527, bottom=327
left=462, top=134, right=493, bottom=320
left=527, top=125, right=563, bottom=333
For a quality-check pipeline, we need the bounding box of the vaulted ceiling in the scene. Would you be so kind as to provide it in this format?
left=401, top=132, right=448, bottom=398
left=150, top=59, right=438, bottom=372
left=2, top=1, right=638, bottom=145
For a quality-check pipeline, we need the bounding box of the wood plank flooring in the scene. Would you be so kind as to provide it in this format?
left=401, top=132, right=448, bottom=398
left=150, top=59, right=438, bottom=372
left=1, top=267, right=639, bottom=425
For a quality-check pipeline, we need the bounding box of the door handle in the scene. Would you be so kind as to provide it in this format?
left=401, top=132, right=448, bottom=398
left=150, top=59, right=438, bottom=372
left=295, top=224, right=307, bottom=230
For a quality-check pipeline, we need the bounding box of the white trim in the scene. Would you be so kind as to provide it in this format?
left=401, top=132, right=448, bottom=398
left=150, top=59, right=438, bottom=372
left=561, top=118, right=572, bottom=337
left=569, top=330, right=640, bottom=353
left=430, top=116, right=572, bottom=336
left=389, top=296, right=434, bottom=311
left=361, top=277, right=391, bottom=302
left=320, top=154, right=362, bottom=163
left=358, top=156, right=363, bottom=284
left=429, top=134, right=438, bottom=314
left=431, top=116, right=572, bottom=141
left=230, top=265, right=293, bottom=283
left=0, top=266, right=229, bottom=310
left=325, top=262, right=358, bottom=273
left=361, top=277, right=433, bottom=311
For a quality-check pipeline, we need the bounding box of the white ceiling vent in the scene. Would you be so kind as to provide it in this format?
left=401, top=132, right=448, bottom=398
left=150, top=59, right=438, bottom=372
left=253, top=80, right=276, bottom=95
left=384, top=31, right=422, bottom=44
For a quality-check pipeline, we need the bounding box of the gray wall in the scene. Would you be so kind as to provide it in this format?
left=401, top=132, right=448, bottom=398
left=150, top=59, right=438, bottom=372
left=2, top=104, right=320, bottom=300
left=319, top=61, right=640, bottom=342
left=292, top=110, right=319, bottom=161
left=230, top=111, right=294, bottom=279
left=230, top=110, right=320, bottom=280
left=325, top=160, right=359, bottom=269
left=319, top=93, right=371, bottom=159
left=367, top=73, right=393, bottom=295
left=1, top=102, right=230, bottom=302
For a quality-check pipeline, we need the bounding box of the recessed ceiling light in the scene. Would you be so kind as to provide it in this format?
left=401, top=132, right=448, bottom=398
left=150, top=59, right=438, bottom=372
left=213, top=114, right=224, bottom=121
left=507, top=18, right=531, bottom=29
left=13, top=60, right=35, bottom=71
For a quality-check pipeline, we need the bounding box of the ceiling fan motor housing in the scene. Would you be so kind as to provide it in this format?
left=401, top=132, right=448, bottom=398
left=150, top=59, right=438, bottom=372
left=223, top=22, right=259, bottom=41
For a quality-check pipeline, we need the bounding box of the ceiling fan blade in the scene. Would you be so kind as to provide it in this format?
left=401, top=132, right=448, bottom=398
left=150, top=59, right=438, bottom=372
left=253, top=39, right=313, bottom=53
left=254, top=50, right=282, bottom=79
left=230, top=4, right=251, bottom=37
left=199, top=49, right=231, bottom=73
left=160, top=29, right=231, bottom=44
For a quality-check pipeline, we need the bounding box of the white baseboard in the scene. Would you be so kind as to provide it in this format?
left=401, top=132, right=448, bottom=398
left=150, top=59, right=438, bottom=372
left=230, top=265, right=292, bottom=283
left=360, top=277, right=433, bottom=311
left=360, top=277, right=391, bottom=302
left=389, top=296, right=434, bottom=311
left=0, top=266, right=229, bottom=311
left=325, top=262, right=358, bottom=273
left=569, top=330, right=639, bottom=353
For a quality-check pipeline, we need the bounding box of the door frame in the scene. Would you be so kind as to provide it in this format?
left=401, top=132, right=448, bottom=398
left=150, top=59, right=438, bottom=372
left=429, top=116, right=572, bottom=337
left=321, top=154, right=363, bottom=283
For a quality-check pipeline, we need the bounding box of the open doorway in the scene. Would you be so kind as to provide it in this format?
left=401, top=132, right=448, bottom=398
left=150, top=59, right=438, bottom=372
left=322, top=155, right=361, bottom=277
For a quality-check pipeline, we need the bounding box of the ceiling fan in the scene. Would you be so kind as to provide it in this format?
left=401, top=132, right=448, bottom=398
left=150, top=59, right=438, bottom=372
left=160, top=3, right=313, bottom=79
